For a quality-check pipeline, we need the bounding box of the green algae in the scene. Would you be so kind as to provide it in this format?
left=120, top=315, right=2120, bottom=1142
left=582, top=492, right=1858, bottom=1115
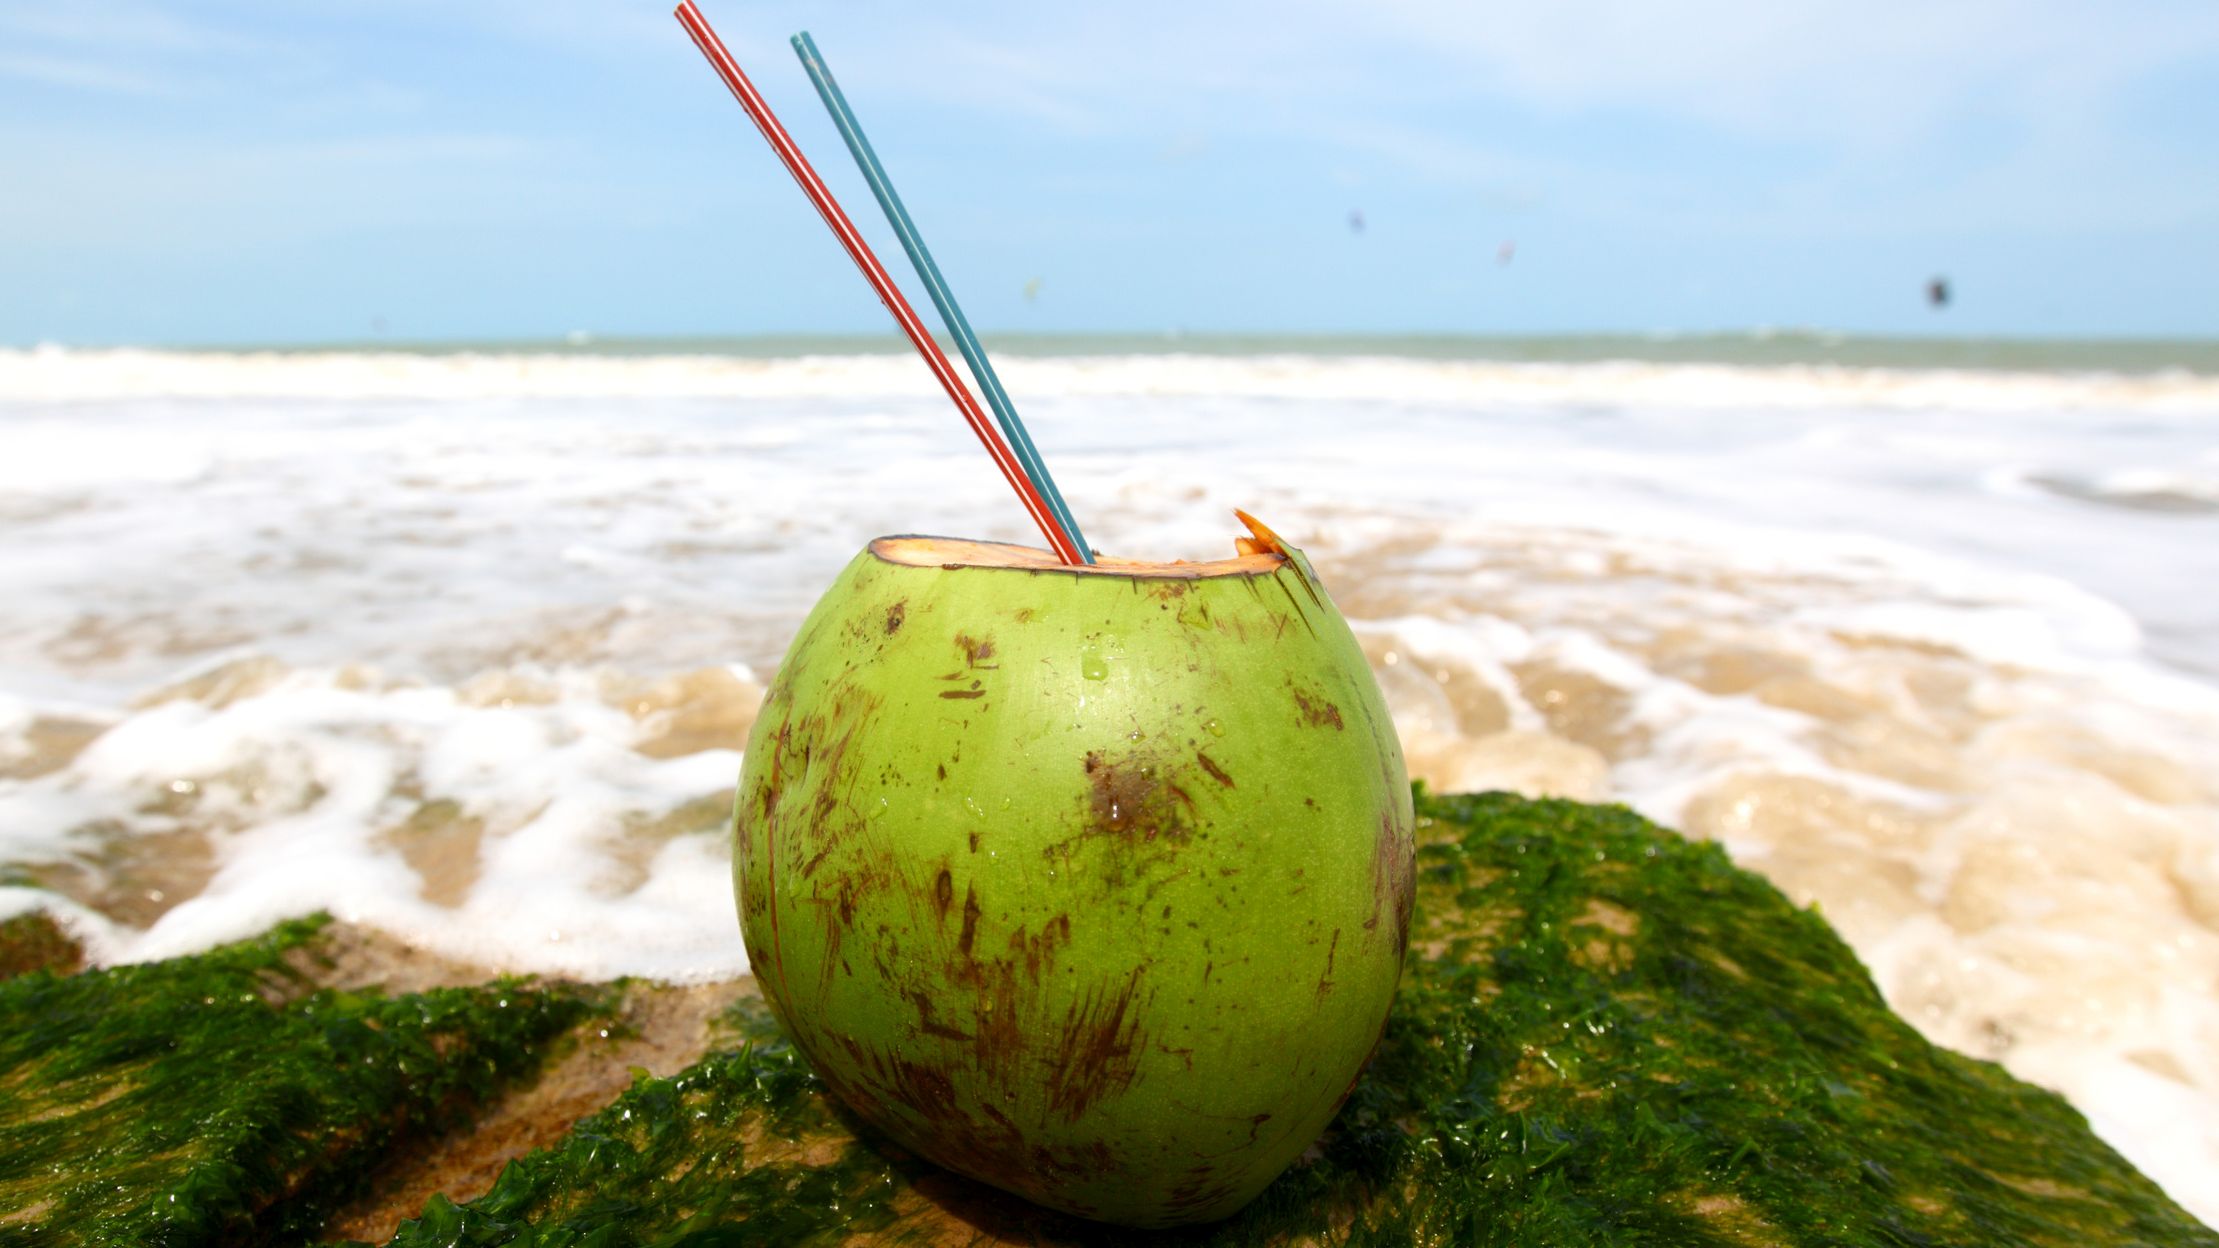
left=3, top=796, right=2203, bottom=1244
left=382, top=1005, right=903, bottom=1248
left=379, top=792, right=2217, bottom=1246
left=0, top=916, right=602, bottom=1246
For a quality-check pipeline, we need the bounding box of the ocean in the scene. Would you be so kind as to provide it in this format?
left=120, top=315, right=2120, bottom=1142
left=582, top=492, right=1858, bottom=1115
left=2, top=334, right=2215, bottom=1223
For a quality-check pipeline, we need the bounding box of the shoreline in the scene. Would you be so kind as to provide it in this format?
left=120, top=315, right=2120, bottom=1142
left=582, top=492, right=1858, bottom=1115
left=8, top=343, right=2219, bottom=411
left=14, top=332, right=2219, bottom=377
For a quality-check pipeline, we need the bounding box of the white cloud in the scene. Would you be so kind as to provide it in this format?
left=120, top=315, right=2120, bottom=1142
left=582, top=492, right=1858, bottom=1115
left=0, top=3, right=275, bottom=56
left=680, top=0, right=2210, bottom=144
left=0, top=3, right=296, bottom=98
left=664, top=0, right=2219, bottom=235
left=1365, top=0, right=2219, bottom=149
left=0, top=51, right=175, bottom=96
left=1, top=0, right=2211, bottom=322
left=884, top=0, right=2219, bottom=230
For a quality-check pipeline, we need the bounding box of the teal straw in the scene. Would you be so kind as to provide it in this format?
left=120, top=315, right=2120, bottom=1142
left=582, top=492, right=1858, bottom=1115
left=791, top=31, right=1094, bottom=563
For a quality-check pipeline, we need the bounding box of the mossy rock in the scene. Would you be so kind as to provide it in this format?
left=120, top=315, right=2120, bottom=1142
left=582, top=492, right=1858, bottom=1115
left=0, top=916, right=605, bottom=1245
left=2, top=794, right=2211, bottom=1246
left=380, top=793, right=2214, bottom=1247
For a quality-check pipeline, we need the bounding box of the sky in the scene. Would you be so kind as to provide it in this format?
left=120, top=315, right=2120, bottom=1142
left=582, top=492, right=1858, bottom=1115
left=2, top=0, right=2216, bottom=345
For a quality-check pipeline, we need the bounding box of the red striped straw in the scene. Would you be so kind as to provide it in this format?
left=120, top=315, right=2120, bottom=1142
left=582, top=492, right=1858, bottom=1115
left=673, top=0, right=1085, bottom=566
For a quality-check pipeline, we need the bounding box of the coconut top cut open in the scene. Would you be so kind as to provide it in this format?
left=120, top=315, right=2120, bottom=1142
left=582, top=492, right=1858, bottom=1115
left=872, top=510, right=1298, bottom=581
left=871, top=536, right=1285, bottom=580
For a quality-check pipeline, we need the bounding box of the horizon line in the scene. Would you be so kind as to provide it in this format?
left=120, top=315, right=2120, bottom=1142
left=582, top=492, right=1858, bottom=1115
left=15, top=327, right=2219, bottom=353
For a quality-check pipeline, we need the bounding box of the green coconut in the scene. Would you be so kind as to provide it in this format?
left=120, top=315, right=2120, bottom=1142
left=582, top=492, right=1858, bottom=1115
left=732, top=518, right=1415, bottom=1227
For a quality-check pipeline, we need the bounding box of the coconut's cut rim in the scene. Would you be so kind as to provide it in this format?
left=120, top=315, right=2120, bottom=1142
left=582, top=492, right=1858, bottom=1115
left=870, top=535, right=1286, bottom=580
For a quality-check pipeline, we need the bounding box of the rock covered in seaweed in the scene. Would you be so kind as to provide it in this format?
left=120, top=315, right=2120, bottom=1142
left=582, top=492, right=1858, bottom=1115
left=0, top=917, right=603, bottom=1245
left=3, top=793, right=2211, bottom=1245
left=387, top=792, right=2216, bottom=1246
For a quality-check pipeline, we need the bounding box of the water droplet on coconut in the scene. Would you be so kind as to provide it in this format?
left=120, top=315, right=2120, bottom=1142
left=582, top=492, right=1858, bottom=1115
left=1080, top=649, right=1109, bottom=681
left=1204, top=718, right=1225, bottom=737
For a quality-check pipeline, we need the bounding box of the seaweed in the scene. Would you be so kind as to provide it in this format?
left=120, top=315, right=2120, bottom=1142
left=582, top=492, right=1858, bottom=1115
left=0, top=916, right=601, bottom=1246
left=382, top=1006, right=900, bottom=1248
left=4, top=796, right=2202, bottom=1244
left=379, top=792, right=2218, bottom=1246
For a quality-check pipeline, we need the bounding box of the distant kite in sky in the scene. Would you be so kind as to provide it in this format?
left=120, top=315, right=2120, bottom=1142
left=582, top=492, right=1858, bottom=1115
left=1348, top=209, right=1365, bottom=234
left=1928, top=276, right=1951, bottom=308
left=1497, top=240, right=1516, bottom=266
left=1023, top=277, right=1043, bottom=303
